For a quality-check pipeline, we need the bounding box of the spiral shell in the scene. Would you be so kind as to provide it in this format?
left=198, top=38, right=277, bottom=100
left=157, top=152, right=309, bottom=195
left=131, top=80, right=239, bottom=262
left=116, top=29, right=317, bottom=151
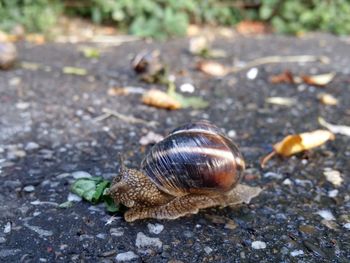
left=141, top=121, right=245, bottom=196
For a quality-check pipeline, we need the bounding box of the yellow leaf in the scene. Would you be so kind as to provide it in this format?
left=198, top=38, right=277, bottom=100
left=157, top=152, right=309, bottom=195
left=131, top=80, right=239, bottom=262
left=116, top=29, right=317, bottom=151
left=301, top=72, right=336, bottom=86
left=142, top=89, right=181, bottom=110
left=317, top=93, right=338, bottom=105
left=274, top=130, right=335, bottom=157
left=196, top=61, right=228, bottom=77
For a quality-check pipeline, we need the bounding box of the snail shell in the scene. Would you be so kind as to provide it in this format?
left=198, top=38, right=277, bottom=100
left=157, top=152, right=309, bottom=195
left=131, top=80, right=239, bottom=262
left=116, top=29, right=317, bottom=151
left=141, top=120, right=245, bottom=196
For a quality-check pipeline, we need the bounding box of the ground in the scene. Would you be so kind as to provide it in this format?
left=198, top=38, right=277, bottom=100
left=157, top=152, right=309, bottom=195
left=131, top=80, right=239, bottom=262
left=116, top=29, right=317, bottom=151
left=0, top=33, right=349, bottom=262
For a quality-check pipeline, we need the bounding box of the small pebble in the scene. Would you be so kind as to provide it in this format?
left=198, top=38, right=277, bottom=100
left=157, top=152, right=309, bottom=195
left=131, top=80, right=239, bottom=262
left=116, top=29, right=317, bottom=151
left=110, top=227, right=124, bottom=237
left=251, top=241, right=266, bottom=249
left=183, top=230, right=193, bottom=238
left=115, top=251, right=139, bottom=262
left=25, top=142, right=40, bottom=151
left=179, top=83, right=195, bottom=93
left=67, top=193, right=82, bottom=202
left=96, top=233, right=106, bottom=239
left=15, top=102, right=30, bottom=110
left=227, top=130, right=237, bottom=138
left=263, top=172, right=283, bottom=180
left=282, top=178, right=292, bottom=185
left=33, top=211, right=41, bottom=217
left=23, top=185, right=35, bottom=192
left=147, top=223, right=164, bottom=234
left=139, top=132, right=164, bottom=146
left=328, top=189, right=339, bottom=198
left=316, top=210, right=335, bottom=220
left=343, top=223, right=350, bottom=230
left=135, top=232, right=162, bottom=249
left=0, top=237, right=6, bottom=244
left=246, top=67, right=258, bottom=80
left=4, top=222, right=11, bottom=234
left=323, top=168, right=343, bottom=187
left=204, top=246, right=213, bottom=254
left=71, top=171, right=92, bottom=179
left=290, top=250, right=304, bottom=257
left=9, top=77, right=21, bottom=86
left=295, top=179, right=313, bottom=187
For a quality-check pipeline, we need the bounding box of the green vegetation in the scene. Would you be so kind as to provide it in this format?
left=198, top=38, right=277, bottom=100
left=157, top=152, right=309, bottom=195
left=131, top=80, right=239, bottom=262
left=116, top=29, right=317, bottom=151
left=1, top=0, right=350, bottom=38
left=0, top=0, right=61, bottom=33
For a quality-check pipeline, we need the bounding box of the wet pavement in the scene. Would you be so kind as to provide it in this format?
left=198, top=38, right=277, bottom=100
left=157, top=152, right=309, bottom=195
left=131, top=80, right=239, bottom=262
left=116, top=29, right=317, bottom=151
left=0, top=33, right=349, bottom=262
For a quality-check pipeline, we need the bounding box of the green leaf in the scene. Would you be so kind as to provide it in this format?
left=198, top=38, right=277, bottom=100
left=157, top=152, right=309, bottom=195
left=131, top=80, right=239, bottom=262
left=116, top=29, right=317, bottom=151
left=63, top=67, right=87, bottom=76
left=92, top=180, right=110, bottom=203
left=103, top=195, right=119, bottom=213
left=81, top=47, right=100, bottom=59
left=167, top=82, right=209, bottom=109
left=71, top=177, right=110, bottom=203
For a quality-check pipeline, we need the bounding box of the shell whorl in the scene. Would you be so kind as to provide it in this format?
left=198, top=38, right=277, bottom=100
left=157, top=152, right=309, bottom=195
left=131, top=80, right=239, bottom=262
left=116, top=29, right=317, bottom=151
left=141, top=121, right=245, bottom=196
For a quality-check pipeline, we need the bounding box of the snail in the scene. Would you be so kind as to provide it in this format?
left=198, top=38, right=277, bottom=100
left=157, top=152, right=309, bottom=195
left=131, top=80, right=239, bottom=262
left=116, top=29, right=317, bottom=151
left=108, top=120, right=262, bottom=222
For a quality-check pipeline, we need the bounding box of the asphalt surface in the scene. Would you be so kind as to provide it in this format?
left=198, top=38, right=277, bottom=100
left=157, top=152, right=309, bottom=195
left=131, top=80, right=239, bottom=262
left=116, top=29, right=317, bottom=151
left=0, top=33, right=349, bottom=262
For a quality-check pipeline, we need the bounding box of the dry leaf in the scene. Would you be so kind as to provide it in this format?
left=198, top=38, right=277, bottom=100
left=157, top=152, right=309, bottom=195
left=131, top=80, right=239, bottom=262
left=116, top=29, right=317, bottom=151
left=301, top=72, right=336, bottom=86
left=108, top=86, right=144, bottom=96
left=107, top=87, right=129, bottom=96
left=269, top=70, right=295, bottom=84
left=323, top=168, right=343, bottom=187
left=261, top=130, right=335, bottom=167
left=318, top=117, right=350, bottom=136
left=274, top=130, right=335, bottom=156
left=0, top=42, right=17, bottom=70
left=25, top=34, right=45, bottom=45
left=236, top=21, right=270, bottom=35
left=142, top=89, right=181, bottom=110
left=317, top=93, right=338, bottom=105
left=189, top=36, right=209, bottom=55
left=197, top=61, right=228, bottom=77
left=266, top=97, right=296, bottom=106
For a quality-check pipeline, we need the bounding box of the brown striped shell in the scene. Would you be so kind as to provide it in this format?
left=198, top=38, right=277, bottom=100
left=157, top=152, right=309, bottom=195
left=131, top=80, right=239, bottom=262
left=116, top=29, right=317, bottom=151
left=141, top=121, right=245, bottom=196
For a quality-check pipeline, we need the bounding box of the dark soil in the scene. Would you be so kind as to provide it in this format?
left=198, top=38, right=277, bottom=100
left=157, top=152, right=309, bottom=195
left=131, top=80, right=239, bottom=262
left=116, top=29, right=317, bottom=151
left=0, top=33, right=349, bottom=263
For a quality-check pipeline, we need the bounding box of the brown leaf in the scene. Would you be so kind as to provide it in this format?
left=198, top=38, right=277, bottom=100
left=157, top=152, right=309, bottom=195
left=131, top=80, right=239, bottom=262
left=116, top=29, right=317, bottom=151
left=261, top=130, right=335, bottom=167
left=142, top=89, right=181, bottom=110
left=0, top=42, right=17, bottom=70
left=107, top=87, right=129, bottom=96
left=196, top=61, right=228, bottom=77
left=236, top=21, right=270, bottom=35
left=269, top=70, right=295, bottom=84
left=317, top=93, right=338, bottom=105
left=274, top=130, right=335, bottom=157
left=301, top=72, right=336, bottom=86
left=25, top=34, right=45, bottom=45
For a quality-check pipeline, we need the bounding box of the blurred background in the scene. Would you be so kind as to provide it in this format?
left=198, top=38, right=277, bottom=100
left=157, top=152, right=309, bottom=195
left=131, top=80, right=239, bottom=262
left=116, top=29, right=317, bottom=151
left=1, top=0, right=350, bottom=40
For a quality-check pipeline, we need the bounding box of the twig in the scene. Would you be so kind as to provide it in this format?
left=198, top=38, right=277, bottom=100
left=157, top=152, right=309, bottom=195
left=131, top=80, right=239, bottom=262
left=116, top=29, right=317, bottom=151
left=91, top=35, right=140, bottom=45
left=98, top=108, right=158, bottom=127
left=92, top=113, right=111, bottom=122
left=231, top=55, right=330, bottom=73
left=260, top=151, right=277, bottom=168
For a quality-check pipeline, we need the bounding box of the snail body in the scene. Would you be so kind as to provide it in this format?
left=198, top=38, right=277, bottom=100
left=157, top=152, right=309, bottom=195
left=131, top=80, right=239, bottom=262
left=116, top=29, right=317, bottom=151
left=108, top=121, right=260, bottom=222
